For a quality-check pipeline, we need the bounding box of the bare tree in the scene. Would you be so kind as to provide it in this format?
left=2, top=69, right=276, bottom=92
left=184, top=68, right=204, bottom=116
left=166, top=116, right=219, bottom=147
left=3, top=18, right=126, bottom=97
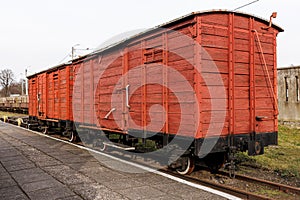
left=10, top=81, right=23, bottom=95
left=0, top=69, right=14, bottom=97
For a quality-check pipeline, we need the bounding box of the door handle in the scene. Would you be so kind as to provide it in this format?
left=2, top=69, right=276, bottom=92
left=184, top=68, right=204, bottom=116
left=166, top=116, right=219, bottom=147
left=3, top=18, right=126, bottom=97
left=126, top=84, right=130, bottom=108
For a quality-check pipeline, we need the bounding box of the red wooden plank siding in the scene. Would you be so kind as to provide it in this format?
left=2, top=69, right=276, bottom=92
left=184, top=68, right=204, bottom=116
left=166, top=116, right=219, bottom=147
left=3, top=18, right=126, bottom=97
left=66, top=66, right=71, bottom=121
left=194, top=15, right=202, bottom=139
left=27, top=11, right=281, bottom=140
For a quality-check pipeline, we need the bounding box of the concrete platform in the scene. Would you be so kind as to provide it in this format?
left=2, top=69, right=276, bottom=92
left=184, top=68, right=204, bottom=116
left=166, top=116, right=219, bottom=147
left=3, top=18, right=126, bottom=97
left=0, top=122, right=236, bottom=200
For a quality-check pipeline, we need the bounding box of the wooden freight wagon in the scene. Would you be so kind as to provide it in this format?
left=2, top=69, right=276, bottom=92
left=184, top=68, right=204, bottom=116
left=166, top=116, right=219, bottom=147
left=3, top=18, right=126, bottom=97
left=28, top=10, right=283, bottom=174
left=28, top=64, right=73, bottom=133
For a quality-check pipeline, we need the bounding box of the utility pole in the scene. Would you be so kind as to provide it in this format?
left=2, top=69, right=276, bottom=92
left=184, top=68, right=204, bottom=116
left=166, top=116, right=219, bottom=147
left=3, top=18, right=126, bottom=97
left=71, top=44, right=80, bottom=60
left=25, top=69, right=28, bottom=96
left=71, top=46, right=75, bottom=60
left=21, top=79, right=24, bottom=95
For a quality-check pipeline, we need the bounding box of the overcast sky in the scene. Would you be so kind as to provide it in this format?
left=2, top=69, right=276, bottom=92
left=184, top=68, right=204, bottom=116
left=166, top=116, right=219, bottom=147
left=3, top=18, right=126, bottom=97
left=0, top=0, right=298, bottom=80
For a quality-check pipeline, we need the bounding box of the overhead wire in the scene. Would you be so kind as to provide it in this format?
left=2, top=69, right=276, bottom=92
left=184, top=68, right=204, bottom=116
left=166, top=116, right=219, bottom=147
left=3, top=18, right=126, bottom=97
left=233, top=0, right=260, bottom=11
left=57, top=51, right=72, bottom=64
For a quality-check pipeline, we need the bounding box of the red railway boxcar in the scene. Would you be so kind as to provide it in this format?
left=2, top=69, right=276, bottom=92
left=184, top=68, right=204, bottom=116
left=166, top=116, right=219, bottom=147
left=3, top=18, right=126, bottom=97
left=28, top=10, right=283, bottom=174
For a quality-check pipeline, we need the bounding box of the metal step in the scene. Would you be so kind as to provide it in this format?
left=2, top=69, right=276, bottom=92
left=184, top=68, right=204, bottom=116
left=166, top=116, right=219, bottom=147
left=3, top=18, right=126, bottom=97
left=103, top=142, right=135, bottom=151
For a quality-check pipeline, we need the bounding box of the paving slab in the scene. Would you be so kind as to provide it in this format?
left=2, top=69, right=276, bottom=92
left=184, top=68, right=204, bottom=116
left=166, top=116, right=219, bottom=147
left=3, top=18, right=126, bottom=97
left=56, top=195, right=84, bottom=200
left=69, top=182, right=128, bottom=200
left=0, top=122, right=232, bottom=200
left=0, top=177, right=17, bottom=188
left=0, top=185, right=29, bottom=200
left=10, top=168, right=54, bottom=185
left=118, top=185, right=166, bottom=199
left=0, top=171, right=11, bottom=180
left=43, top=165, right=94, bottom=185
left=101, top=177, right=144, bottom=190
left=4, top=162, right=36, bottom=172
left=0, top=149, right=22, bottom=158
left=21, top=179, right=65, bottom=193
left=27, top=186, right=76, bottom=200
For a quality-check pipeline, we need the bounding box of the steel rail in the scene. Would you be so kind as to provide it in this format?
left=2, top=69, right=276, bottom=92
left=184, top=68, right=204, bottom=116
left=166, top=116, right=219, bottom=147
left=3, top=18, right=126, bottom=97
left=218, top=171, right=300, bottom=195
left=160, top=169, right=270, bottom=200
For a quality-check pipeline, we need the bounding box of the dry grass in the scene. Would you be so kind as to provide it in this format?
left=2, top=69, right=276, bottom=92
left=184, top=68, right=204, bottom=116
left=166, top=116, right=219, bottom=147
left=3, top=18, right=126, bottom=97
left=237, top=125, right=300, bottom=178
left=0, top=111, right=28, bottom=118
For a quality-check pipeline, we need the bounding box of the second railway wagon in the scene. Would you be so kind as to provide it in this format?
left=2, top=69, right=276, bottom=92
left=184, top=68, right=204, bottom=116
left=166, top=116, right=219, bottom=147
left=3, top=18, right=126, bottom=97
left=0, top=95, right=28, bottom=114
left=28, top=10, right=283, bottom=174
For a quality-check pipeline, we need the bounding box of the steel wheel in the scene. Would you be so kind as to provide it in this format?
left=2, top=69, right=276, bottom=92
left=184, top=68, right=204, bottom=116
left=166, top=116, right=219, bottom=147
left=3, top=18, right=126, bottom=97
left=68, top=131, right=77, bottom=143
left=176, top=156, right=195, bottom=175
left=42, top=127, right=48, bottom=134
left=98, top=142, right=107, bottom=152
left=17, top=118, right=23, bottom=127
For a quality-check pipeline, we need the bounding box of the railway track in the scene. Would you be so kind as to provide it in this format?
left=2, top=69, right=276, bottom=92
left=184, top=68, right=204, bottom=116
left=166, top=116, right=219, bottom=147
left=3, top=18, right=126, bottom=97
left=162, top=169, right=271, bottom=200
left=115, top=155, right=300, bottom=200
left=95, top=152, right=276, bottom=199
left=2, top=119, right=300, bottom=200
left=217, top=171, right=300, bottom=196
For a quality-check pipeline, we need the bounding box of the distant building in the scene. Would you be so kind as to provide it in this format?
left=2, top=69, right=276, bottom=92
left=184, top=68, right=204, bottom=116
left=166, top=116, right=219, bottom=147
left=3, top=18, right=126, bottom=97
left=277, top=66, right=300, bottom=122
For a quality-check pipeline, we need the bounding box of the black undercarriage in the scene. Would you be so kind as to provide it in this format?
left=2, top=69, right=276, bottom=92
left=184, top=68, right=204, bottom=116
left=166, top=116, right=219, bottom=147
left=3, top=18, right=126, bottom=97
left=26, top=116, right=278, bottom=175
